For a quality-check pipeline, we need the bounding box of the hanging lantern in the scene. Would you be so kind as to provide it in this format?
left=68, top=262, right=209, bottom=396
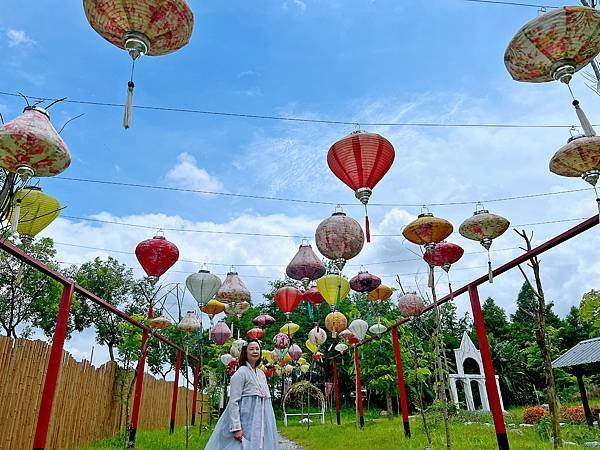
left=220, top=353, right=234, bottom=366
left=305, top=339, right=318, bottom=354
left=312, top=352, right=324, bottom=361
left=224, top=301, right=250, bottom=319
left=280, top=322, right=300, bottom=337
left=327, top=131, right=395, bottom=242
left=252, top=314, right=276, bottom=329
left=302, top=286, right=325, bottom=307
left=315, top=207, right=364, bottom=270
left=273, top=332, right=291, bottom=350
left=550, top=132, right=600, bottom=214
left=369, top=322, right=387, bottom=336
left=348, top=334, right=360, bottom=346
left=262, top=350, right=273, bottom=363
left=270, top=348, right=283, bottom=363
left=216, top=270, right=251, bottom=304
left=177, top=311, right=200, bottom=334
left=402, top=211, right=453, bottom=253
left=308, top=326, right=327, bottom=347
left=186, top=268, right=222, bottom=307
left=288, top=343, right=303, bottom=361
left=324, top=311, right=348, bottom=338
left=299, top=364, right=310, bottom=374
left=459, top=205, right=509, bottom=283
left=338, top=329, right=353, bottom=341
left=423, top=241, right=464, bottom=292
left=135, top=233, right=179, bottom=283
left=397, top=293, right=425, bottom=317
left=210, top=321, right=232, bottom=346
left=274, top=286, right=303, bottom=320
left=350, top=270, right=381, bottom=293
left=316, top=274, right=350, bottom=309
left=229, top=339, right=247, bottom=359
left=9, top=186, right=61, bottom=240
left=227, top=359, right=239, bottom=376
left=368, top=284, right=393, bottom=302
left=504, top=6, right=600, bottom=85
left=149, top=314, right=171, bottom=330
left=262, top=364, right=277, bottom=378
left=283, top=364, right=295, bottom=376
left=334, top=343, right=348, bottom=353
left=297, top=357, right=307, bottom=366
left=83, top=0, right=194, bottom=128
left=0, top=106, right=71, bottom=179
left=246, top=327, right=265, bottom=340
left=202, top=299, right=225, bottom=321
left=348, top=319, right=368, bottom=342
left=285, top=240, right=326, bottom=288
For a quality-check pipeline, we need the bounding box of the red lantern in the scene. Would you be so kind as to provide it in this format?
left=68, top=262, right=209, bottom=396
left=252, top=314, right=276, bottom=329
left=302, top=286, right=325, bottom=307
left=274, top=287, right=303, bottom=320
left=349, top=270, right=381, bottom=293
left=423, top=241, right=464, bottom=297
left=285, top=241, right=326, bottom=289
left=135, top=233, right=179, bottom=282
left=246, top=327, right=265, bottom=340
left=327, top=131, right=395, bottom=242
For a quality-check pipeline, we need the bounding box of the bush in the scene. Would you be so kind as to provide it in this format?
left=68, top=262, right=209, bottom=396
left=561, top=406, right=586, bottom=424
left=522, top=405, right=548, bottom=424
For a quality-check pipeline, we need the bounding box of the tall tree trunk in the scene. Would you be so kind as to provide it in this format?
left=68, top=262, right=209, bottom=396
left=108, top=344, right=115, bottom=362
left=386, top=389, right=393, bottom=419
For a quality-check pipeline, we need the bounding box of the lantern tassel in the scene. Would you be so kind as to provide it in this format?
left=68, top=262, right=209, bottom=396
left=123, top=81, right=134, bottom=129
left=573, top=100, right=596, bottom=137
left=428, top=265, right=434, bottom=288
left=10, top=199, right=21, bottom=235
left=307, top=303, right=314, bottom=321
left=364, top=205, right=371, bottom=243
left=487, top=250, right=494, bottom=284
left=446, top=272, right=454, bottom=301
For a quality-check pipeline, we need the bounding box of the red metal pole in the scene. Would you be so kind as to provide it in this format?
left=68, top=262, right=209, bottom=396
left=469, top=285, right=509, bottom=450
left=191, top=361, right=200, bottom=426
left=126, top=328, right=149, bottom=448
left=33, top=283, right=74, bottom=450
left=354, top=347, right=365, bottom=429
left=170, top=350, right=182, bottom=434
left=332, top=357, right=341, bottom=425
left=391, top=326, right=411, bottom=437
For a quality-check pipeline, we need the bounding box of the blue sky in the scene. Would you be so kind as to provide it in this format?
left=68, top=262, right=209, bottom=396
left=2, top=1, right=600, bottom=363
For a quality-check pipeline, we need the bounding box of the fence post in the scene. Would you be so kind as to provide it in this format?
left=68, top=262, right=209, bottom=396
left=391, top=326, right=411, bottom=437
left=469, top=284, right=509, bottom=450
left=191, top=361, right=200, bottom=426
left=170, top=350, right=182, bottom=434
left=332, top=357, right=341, bottom=425
left=33, top=283, right=75, bottom=450
left=354, top=347, right=365, bottom=429
left=126, top=327, right=150, bottom=448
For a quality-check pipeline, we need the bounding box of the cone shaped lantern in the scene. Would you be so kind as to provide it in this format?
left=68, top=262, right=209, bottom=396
left=327, top=131, right=395, bottom=242
left=216, top=270, right=251, bottom=304
left=83, top=0, right=194, bottom=128
left=9, top=186, right=61, bottom=240
left=246, top=327, right=264, bottom=340
left=211, top=321, right=232, bottom=346
left=285, top=241, right=326, bottom=288
left=201, top=299, right=225, bottom=321
left=302, top=286, right=325, bottom=307
left=178, top=311, right=201, bottom=334
left=135, top=233, right=179, bottom=283
left=315, top=207, right=364, bottom=270
left=350, top=270, right=381, bottom=293
left=368, top=284, right=393, bottom=302
left=224, top=301, right=250, bottom=319
left=186, top=268, right=222, bottom=307
left=149, top=315, right=171, bottom=330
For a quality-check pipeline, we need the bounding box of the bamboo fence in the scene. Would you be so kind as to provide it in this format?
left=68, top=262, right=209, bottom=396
left=0, top=337, right=207, bottom=450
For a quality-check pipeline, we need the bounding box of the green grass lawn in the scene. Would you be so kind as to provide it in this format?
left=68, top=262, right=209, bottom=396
left=81, top=427, right=212, bottom=450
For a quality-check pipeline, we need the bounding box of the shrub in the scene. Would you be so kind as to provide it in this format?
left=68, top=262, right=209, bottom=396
left=561, top=406, right=586, bottom=424
left=522, top=405, right=548, bottom=424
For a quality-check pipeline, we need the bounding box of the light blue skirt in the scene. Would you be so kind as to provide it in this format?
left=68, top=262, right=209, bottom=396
left=204, top=395, right=279, bottom=450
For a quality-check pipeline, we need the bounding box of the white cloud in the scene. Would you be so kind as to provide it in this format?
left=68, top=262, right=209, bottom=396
left=237, top=70, right=260, bottom=78
left=6, top=29, right=35, bottom=48
left=283, top=0, right=307, bottom=13
left=164, top=152, right=224, bottom=195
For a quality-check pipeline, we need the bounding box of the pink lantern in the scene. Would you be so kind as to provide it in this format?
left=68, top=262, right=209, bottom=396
left=252, top=314, right=276, bottom=329
left=285, top=241, right=326, bottom=288
left=216, top=270, right=251, bottom=304
left=350, top=270, right=382, bottom=293
left=302, top=286, right=325, bottom=307
left=288, top=344, right=303, bottom=361
left=315, top=208, right=364, bottom=270
left=211, top=321, right=232, bottom=346
left=273, top=332, right=291, bottom=350
left=397, top=293, right=425, bottom=317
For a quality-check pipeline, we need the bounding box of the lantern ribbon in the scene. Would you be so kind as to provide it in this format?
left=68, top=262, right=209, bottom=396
left=364, top=204, right=371, bottom=243
left=428, top=265, right=434, bottom=289
left=487, top=251, right=494, bottom=284
left=123, top=60, right=136, bottom=129
left=307, top=303, right=314, bottom=321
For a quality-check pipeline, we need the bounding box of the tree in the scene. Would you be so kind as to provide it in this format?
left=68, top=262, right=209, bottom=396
left=580, top=289, right=600, bottom=336
left=558, top=306, right=593, bottom=349
left=482, top=297, right=509, bottom=341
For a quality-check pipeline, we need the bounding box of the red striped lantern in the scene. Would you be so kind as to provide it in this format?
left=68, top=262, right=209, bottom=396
left=135, top=233, right=179, bottom=283
left=274, top=286, right=303, bottom=320
left=327, top=131, right=395, bottom=242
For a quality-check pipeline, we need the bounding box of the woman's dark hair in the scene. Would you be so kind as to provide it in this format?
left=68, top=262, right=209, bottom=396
left=238, top=339, right=262, bottom=368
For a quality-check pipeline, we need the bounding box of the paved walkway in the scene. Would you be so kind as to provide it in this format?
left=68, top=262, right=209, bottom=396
left=278, top=434, right=304, bottom=450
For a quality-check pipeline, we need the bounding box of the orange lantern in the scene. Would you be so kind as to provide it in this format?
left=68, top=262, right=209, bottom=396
left=402, top=212, right=453, bottom=253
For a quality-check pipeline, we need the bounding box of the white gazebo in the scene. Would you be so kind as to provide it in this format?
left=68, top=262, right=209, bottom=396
left=449, top=332, right=505, bottom=412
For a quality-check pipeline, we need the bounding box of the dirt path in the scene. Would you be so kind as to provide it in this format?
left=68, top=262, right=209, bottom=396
left=278, top=434, right=304, bottom=450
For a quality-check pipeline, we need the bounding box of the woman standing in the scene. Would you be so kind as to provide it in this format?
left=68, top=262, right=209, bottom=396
left=205, top=339, right=279, bottom=449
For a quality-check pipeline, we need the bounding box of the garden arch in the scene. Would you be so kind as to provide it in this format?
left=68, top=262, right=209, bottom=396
left=282, top=381, right=325, bottom=426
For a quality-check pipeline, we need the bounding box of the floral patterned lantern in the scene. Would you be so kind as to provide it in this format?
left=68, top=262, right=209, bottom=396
left=274, top=286, right=303, bottom=320
left=202, top=299, right=225, bottom=322
left=315, top=207, right=364, bottom=270
left=316, top=274, right=350, bottom=310
left=402, top=212, right=453, bottom=253
left=246, top=327, right=264, bottom=340
left=216, top=270, right=251, bottom=304
left=350, top=270, right=381, bottom=293
left=252, top=314, right=276, bottom=329
left=334, top=343, right=348, bottom=353
left=338, top=329, right=353, bottom=341
left=504, top=6, right=600, bottom=85
left=459, top=205, right=509, bottom=283
left=397, top=293, right=425, bottom=317
left=224, top=301, right=250, bottom=319
left=302, top=286, right=325, bottom=307
left=186, top=267, right=222, bottom=307
left=210, top=321, right=231, bottom=346
left=280, top=322, right=300, bottom=337
left=348, top=319, right=368, bottom=342
left=368, top=284, right=393, bottom=302
left=9, top=186, right=61, bottom=240
left=423, top=241, right=464, bottom=291
left=83, top=0, right=194, bottom=128
left=288, top=343, right=303, bottom=361
left=273, top=332, right=291, bottom=350
left=135, top=233, right=179, bottom=284
left=327, top=131, right=395, bottom=242
left=0, top=106, right=71, bottom=179
left=229, top=338, right=247, bottom=359
left=149, top=314, right=171, bottom=330
left=308, top=326, right=327, bottom=347
left=285, top=241, right=326, bottom=288
left=325, top=311, right=348, bottom=338
left=177, top=311, right=200, bottom=334
left=220, top=353, right=234, bottom=366
left=283, top=364, right=295, bottom=376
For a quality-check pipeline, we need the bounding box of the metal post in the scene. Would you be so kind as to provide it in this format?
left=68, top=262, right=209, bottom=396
left=575, top=370, right=594, bottom=427
left=354, top=347, right=365, bottom=429
left=126, top=328, right=149, bottom=448
left=391, top=326, right=411, bottom=437
left=170, top=350, right=182, bottom=434
left=33, top=283, right=75, bottom=450
left=469, top=285, right=509, bottom=450
left=332, top=357, right=341, bottom=425
left=191, top=361, right=200, bottom=426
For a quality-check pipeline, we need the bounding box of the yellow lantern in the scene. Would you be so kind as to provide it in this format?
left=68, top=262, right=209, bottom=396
left=325, top=311, right=348, bottom=338
left=402, top=212, right=453, bottom=253
left=316, top=274, right=350, bottom=308
left=368, top=284, right=393, bottom=302
left=262, top=350, right=273, bottom=363
left=300, top=364, right=310, bottom=374
left=9, top=187, right=60, bottom=240
left=282, top=353, right=293, bottom=365
left=280, top=322, right=300, bottom=336
left=305, top=339, right=318, bottom=354
left=297, top=357, right=307, bottom=365
left=201, top=299, right=225, bottom=319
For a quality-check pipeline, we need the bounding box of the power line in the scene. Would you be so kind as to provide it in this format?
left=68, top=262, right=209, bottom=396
left=52, top=176, right=593, bottom=208
left=0, top=91, right=583, bottom=129
left=462, top=0, right=555, bottom=8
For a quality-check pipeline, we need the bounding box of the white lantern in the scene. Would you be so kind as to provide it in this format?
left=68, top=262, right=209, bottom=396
left=308, top=326, right=327, bottom=347
left=348, top=319, right=368, bottom=341
left=229, top=338, right=247, bottom=359
left=178, top=311, right=201, bottom=333
left=186, top=269, right=222, bottom=307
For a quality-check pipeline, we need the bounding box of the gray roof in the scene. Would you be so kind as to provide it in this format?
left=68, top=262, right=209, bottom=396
left=552, top=337, right=600, bottom=368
